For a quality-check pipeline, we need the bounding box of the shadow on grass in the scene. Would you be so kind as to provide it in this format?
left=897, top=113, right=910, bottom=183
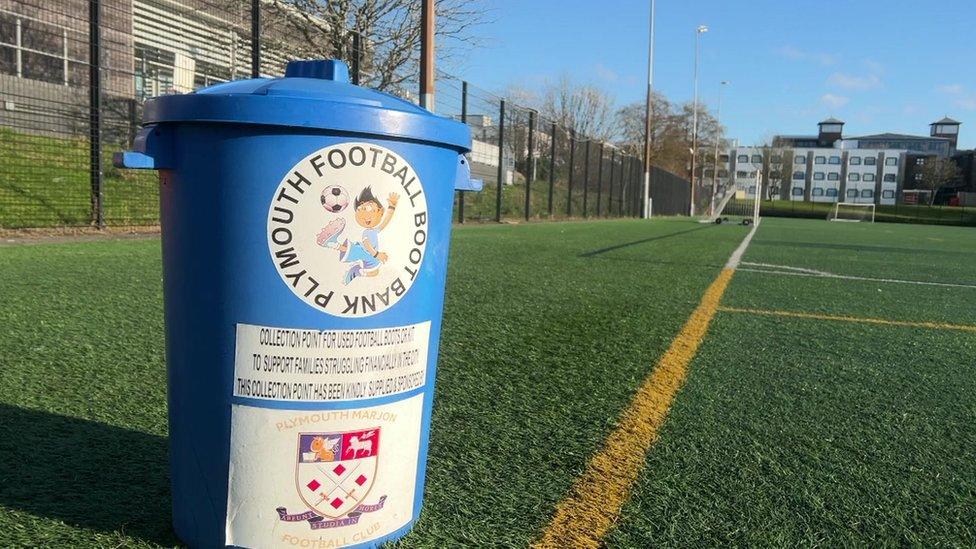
left=0, top=403, right=177, bottom=546
left=579, top=225, right=713, bottom=258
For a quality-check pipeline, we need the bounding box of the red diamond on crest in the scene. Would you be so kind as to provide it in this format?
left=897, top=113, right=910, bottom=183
left=330, top=497, right=344, bottom=509
left=306, top=479, right=321, bottom=491
left=333, top=464, right=346, bottom=476
left=355, top=474, right=367, bottom=486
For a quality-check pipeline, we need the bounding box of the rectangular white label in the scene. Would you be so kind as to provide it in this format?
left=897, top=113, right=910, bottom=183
left=234, top=321, right=430, bottom=403
left=225, top=395, right=423, bottom=548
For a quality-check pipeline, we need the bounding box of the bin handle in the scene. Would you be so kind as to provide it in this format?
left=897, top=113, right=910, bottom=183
left=113, top=126, right=169, bottom=170
left=454, top=155, right=483, bottom=192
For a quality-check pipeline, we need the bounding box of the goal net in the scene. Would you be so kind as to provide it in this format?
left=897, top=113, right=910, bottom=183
left=828, top=202, right=875, bottom=223
left=703, top=177, right=761, bottom=226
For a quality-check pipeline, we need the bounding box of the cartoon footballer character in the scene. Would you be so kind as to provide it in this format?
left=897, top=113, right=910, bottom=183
left=318, top=186, right=399, bottom=284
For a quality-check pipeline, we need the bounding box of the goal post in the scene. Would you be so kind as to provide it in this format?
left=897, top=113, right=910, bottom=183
left=828, top=202, right=875, bottom=223
left=702, top=171, right=761, bottom=226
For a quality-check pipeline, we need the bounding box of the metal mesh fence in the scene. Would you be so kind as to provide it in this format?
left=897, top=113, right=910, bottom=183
left=0, top=0, right=665, bottom=229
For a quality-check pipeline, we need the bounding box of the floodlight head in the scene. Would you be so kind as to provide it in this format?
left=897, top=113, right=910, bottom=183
left=697, top=25, right=709, bottom=33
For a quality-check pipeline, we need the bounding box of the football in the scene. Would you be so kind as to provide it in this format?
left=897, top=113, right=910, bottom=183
left=321, top=185, right=349, bottom=213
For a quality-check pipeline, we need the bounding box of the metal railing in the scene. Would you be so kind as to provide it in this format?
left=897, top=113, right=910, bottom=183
left=0, top=0, right=686, bottom=229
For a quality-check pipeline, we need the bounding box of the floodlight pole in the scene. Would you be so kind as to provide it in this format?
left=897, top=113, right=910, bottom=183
left=690, top=24, right=707, bottom=217
left=420, top=0, right=435, bottom=111
left=709, top=80, right=728, bottom=217
left=642, top=0, right=655, bottom=219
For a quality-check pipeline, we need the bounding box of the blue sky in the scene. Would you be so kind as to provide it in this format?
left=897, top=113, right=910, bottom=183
left=449, top=0, right=976, bottom=148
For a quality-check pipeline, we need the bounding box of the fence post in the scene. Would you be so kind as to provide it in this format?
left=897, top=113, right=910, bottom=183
left=548, top=122, right=556, bottom=217
left=596, top=143, right=604, bottom=217
left=629, top=158, right=634, bottom=216
left=495, top=99, right=505, bottom=222
left=620, top=156, right=627, bottom=216
left=630, top=156, right=644, bottom=215
left=525, top=110, right=535, bottom=221
left=128, top=99, right=138, bottom=146
left=458, top=81, right=467, bottom=223
left=583, top=140, right=591, bottom=217
left=617, top=154, right=627, bottom=215
left=567, top=130, right=575, bottom=216
left=89, top=0, right=104, bottom=229
left=251, top=0, right=261, bottom=77
left=608, top=149, right=616, bottom=216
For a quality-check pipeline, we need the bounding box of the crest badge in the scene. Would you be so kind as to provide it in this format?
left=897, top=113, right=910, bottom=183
left=295, top=429, right=380, bottom=518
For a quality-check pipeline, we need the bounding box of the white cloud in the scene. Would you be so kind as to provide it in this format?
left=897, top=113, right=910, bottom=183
left=594, top=63, right=618, bottom=83
left=937, top=84, right=964, bottom=95
left=827, top=72, right=882, bottom=91
left=777, top=45, right=837, bottom=66
left=863, top=59, right=885, bottom=75
left=955, top=98, right=976, bottom=110
left=820, top=94, right=849, bottom=108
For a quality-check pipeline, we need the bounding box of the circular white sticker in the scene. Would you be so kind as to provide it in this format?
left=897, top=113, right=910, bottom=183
left=267, top=143, right=429, bottom=317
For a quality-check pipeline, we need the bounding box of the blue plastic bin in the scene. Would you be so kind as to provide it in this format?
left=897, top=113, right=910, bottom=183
left=116, top=59, right=480, bottom=548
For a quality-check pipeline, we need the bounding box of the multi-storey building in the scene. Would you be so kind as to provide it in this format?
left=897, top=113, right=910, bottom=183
left=713, top=117, right=963, bottom=206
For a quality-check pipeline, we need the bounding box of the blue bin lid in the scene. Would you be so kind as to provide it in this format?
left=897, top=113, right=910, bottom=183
left=141, top=60, right=471, bottom=152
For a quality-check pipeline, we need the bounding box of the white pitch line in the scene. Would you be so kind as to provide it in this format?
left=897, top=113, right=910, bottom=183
left=740, top=261, right=833, bottom=276
left=737, top=266, right=976, bottom=289
left=725, top=219, right=761, bottom=269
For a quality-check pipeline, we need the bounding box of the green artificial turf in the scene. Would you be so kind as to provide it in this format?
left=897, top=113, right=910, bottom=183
left=760, top=199, right=976, bottom=227
left=3, top=216, right=973, bottom=547
left=730, top=217, right=976, bottom=324
left=0, top=218, right=745, bottom=547
left=608, top=216, right=976, bottom=546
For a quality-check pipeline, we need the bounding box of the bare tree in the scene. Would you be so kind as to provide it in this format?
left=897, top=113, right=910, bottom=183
left=614, top=97, right=724, bottom=179
left=917, top=157, right=960, bottom=204
left=539, top=75, right=617, bottom=140
left=263, top=0, right=487, bottom=93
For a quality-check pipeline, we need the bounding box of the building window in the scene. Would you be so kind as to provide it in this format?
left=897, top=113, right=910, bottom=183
left=847, top=188, right=858, bottom=197
left=751, top=154, right=762, bottom=164
left=828, top=173, right=840, bottom=181
left=793, top=171, right=805, bottom=180
left=863, top=173, right=875, bottom=182
left=885, top=157, right=898, bottom=166
left=914, top=173, right=923, bottom=181
left=718, top=170, right=728, bottom=177
left=771, top=155, right=782, bottom=163
left=792, top=187, right=804, bottom=196
left=738, top=155, right=749, bottom=163
left=882, top=190, right=895, bottom=199
left=812, top=188, right=825, bottom=196
left=736, top=171, right=747, bottom=178
left=915, top=157, right=925, bottom=166
left=864, top=156, right=877, bottom=166
left=748, top=185, right=757, bottom=194
left=848, top=173, right=860, bottom=181
left=861, top=189, right=874, bottom=198
left=720, top=154, right=730, bottom=162
left=829, top=156, right=841, bottom=165
left=814, top=156, right=826, bottom=164
left=826, top=188, right=838, bottom=197
left=795, top=155, right=806, bottom=164
left=813, top=172, right=825, bottom=180
left=849, top=156, right=862, bottom=165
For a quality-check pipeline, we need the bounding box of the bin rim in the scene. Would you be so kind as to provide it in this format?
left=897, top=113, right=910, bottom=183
left=141, top=62, right=471, bottom=153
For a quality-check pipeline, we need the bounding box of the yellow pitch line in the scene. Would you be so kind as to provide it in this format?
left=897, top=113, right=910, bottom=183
left=533, top=267, right=736, bottom=549
left=718, top=306, right=976, bottom=333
